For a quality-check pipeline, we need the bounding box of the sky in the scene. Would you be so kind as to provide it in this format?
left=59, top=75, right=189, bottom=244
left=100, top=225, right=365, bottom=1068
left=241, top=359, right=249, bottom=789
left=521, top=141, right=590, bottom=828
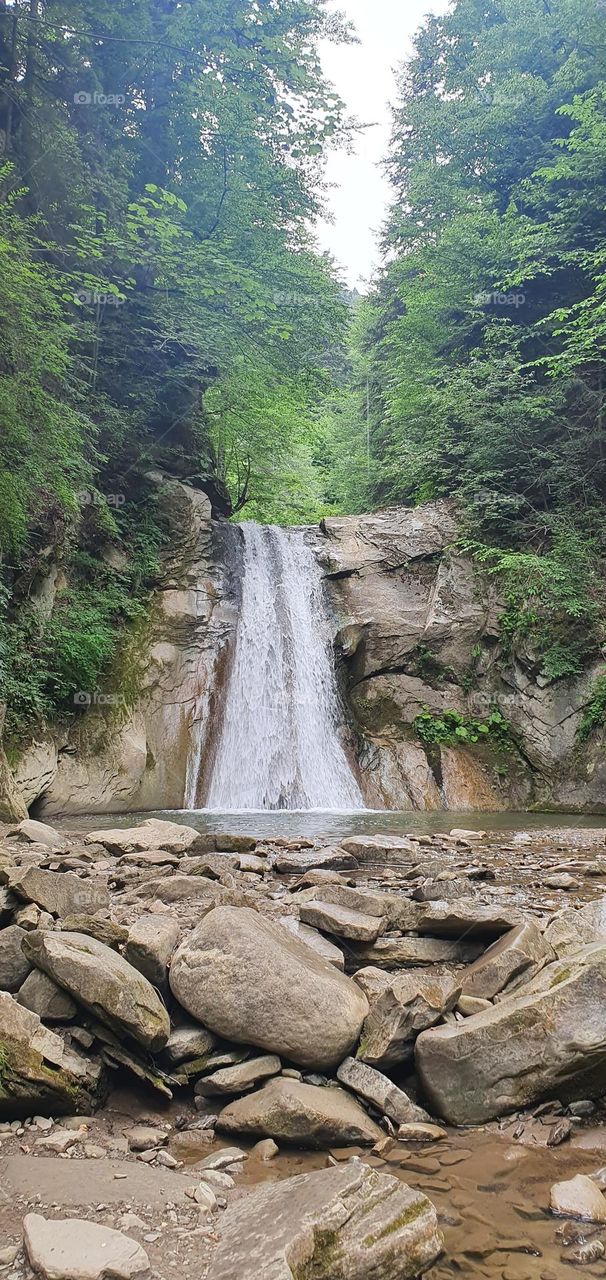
left=317, top=0, right=449, bottom=289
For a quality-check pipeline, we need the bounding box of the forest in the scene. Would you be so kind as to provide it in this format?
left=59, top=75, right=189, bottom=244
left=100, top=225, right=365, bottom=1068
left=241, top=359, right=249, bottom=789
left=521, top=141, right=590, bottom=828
left=1, top=0, right=606, bottom=745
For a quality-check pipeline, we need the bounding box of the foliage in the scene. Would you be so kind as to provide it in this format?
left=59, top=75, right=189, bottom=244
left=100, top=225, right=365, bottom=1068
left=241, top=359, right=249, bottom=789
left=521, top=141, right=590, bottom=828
left=578, top=673, right=606, bottom=742
left=413, top=706, right=512, bottom=750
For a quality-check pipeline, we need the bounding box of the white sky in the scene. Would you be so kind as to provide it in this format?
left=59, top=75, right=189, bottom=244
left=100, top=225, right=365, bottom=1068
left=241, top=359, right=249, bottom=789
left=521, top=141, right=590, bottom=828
left=318, top=0, right=450, bottom=289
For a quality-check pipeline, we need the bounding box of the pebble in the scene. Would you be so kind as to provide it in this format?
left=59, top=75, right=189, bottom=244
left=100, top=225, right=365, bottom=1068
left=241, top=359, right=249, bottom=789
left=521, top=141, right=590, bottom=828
left=0, top=1248, right=19, bottom=1267
left=563, top=1240, right=605, bottom=1265
left=250, top=1138, right=279, bottom=1161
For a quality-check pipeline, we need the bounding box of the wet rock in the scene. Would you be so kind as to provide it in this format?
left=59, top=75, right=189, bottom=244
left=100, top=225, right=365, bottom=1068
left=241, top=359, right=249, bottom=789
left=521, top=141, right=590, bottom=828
left=18, top=969, right=77, bottom=1021
left=550, top=1175, right=606, bottom=1222
left=0, top=924, right=32, bottom=991
left=349, top=935, right=482, bottom=970
left=23, top=930, right=170, bottom=1051
left=272, top=847, right=358, bottom=874
left=415, top=900, right=523, bottom=940
left=461, top=919, right=554, bottom=1001
left=216, top=1077, right=382, bottom=1147
left=416, top=944, right=606, bottom=1124
left=7, top=867, right=109, bottom=918
left=85, top=817, right=203, bottom=856
left=0, top=992, right=105, bottom=1118
left=563, top=1239, right=605, bottom=1264
left=124, top=914, right=179, bottom=992
left=299, top=899, right=386, bottom=943
left=206, top=1161, right=442, bottom=1280
left=23, top=1213, right=150, bottom=1280
left=357, top=971, right=461, bottom=1069
left=195, top=1053, right=281, bottom=1096
left=279, top=916, right=345, bottom=969
left=251, top=1137, right=279, bottom=1160
left=169, top=906, right=368, bottom=1071
left=337, top=1057, right=429, bottom=1125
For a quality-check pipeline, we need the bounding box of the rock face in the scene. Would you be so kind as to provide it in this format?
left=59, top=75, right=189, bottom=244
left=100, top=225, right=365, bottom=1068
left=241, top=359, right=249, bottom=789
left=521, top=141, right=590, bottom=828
left=216, top=1078, right=382, bottom=1147
left=207, top=1162, right=443, bottom=1280
left=317, top=503, right=606, bottom=811
left=415, top=944, right=606, bottom=1124
left=169, top=907, right=368, bottom=1071
left=23, top=930, right=170, bottom=1051
left=23, top=1213, right=150, bottom=1280
left=0, top=992, right=105, bottom=1118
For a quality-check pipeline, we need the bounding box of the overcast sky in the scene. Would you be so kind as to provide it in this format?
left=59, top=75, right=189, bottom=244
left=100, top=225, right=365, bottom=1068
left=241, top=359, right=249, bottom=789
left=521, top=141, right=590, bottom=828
left=317, top=0, right=450, bottom=289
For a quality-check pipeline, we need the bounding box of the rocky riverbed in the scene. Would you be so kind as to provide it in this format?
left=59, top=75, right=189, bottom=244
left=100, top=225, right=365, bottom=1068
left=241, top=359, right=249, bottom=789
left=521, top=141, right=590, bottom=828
left=3, top=817, right=606, bottom=1277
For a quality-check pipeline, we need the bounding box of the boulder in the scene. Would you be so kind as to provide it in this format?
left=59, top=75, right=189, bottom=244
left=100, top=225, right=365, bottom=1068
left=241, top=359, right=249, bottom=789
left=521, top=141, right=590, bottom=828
left=299, top=900, right=386, bottom=944
left=545, top=897, right=606, bottom=957
left=206, top=1162, right=442, bottom=1280
left=216, top=1078, right=382, bottom=1147
left=195, top=1054, right=281, bottom=1096
left=16, top=818, right=66, bottom=851
left=85, top=818, right=203, bottom=856
left=349, top=936, right=482, bottom=970
left=125, top=914, right=180, bottom=992
left=337, top=1058, right=429, bottom=1125
left=358, top=972, right=461, bottom=1069
left=550, top=1175, right=606, bottom=1223
left=298, top=884, right=420, bottom=931
left=0, top=991, right=105, bottom=1118
left=163, top=1023, right=217, bottom=1067
left=8, top=867, right=109, bottom=918
left=18, top=969, right=77, bottom=1021
left=169, top=907, right=368, bottom=1071
left=415, top=944, right=606, bottom=1124
left=340, top=835, right=417, bottom=862
left=59, top=915, right=128, bottom=949
left=415, top=900, right=524, bottom=940
left=23, top=930, right=170, bottom=1051
left=23, top=1214, right=150, bottom=1280
left=0, top=924, right=32, bottom=992
left=272, top=848, right=358, bottom=874
left=461, top=920, right=554, bottom=1000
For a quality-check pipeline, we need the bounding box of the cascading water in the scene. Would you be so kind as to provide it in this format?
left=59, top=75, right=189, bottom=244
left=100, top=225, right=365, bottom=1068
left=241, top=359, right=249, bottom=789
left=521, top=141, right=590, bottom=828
left=205, top=523, right=364, bottom=811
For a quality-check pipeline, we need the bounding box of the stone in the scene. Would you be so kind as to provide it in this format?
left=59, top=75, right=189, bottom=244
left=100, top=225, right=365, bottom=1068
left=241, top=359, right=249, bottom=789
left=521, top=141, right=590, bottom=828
left=23, top=930, right=170, bottom=1051
left=340, top=834, right=417, bottom=861
left=461, top=920, right=554, bottom=1000
left=163, top=1023, right=217, bottom=1066
left=206, top=1161, right=442, bottom=1280
left=198, top=1146, right=246, bottom=1170
left=550, top=1175, right=606, bottom=1222
left=0, top=925, right=31, bottom=992
left=217, top=1078, right=382, bottom=1147
left=18, top=969, right=77, bottom=1021
left=337, top=1058, right=429, bottom=1125
left=58, top=916, right=129, bottom=948
left=352, top=966, right=393, bottom=1002
left=124, top=914, right=179, bottom=991
left=8, top=867, right=109, bottom=918
left=23, top=1213, right=150, bottom=1280
left=457, top=994, right=491, bottom=1016
left=85, top=817, right=203, bottom=856
left=358, top=971, right=461, bottom=1069
left=415, top=900, right=523, bottom=940
left=124, top=1126, right=168, bottom=1152
left=0, top=992, right=105, bottom=1118
left=272, top=848, right=358, bottom=874
left=17, top=819, right=66, bottom=850
left=398, top=1123, right=448, bottom=1142
left=415, top=944, right=606, bottom=1125
left=239, top=854, right=267, bottom=874
left=299, top=900, right=386, bottom=943
left=545, top=897, right=606, bottom=957
left=251, top=1138, right=279, bottom=1160
left=278, top=916, right=344, bottom=969
left=195, top=1054, right=281, bottom=1096
left=349, top=936, right=482, bottom=970
left=449, top=828, right=487, bottom=841
left=298, top=884, right=420, bottom=931
left=169, top=906, right=368, bottom=1071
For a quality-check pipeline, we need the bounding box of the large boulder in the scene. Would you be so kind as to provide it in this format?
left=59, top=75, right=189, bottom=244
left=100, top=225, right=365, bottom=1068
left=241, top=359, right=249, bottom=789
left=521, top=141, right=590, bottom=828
left=0, top=925, right=32, bottom=992
left=7, top=867, right=109, bottom=918
left=216, top=1077, right=382, bottom=1147
left=23, top=1214, right=150, bottom=1280
left=23, top=930, right=170, bottom=1051
left=544, top=897, right=606, bottom=957
left=358, top=971, right=461, bottom=1069
left=169, top=906, right=368, bottom=1071
left=461, top=919, right=554, bottom=1000
left=125, top=914, right=180, bottom=993
left=0, top=991, right=105, bottom=1118
left=207, top=1162, right=442, bottom=1280
left=415, top=943, right=606, bottom=1124
left=85, top=817, right=203, bottom=856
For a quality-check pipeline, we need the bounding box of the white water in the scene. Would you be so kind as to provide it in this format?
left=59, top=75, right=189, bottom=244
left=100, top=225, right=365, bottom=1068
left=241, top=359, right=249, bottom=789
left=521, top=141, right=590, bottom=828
left=205, top=523, right=364, bottom=811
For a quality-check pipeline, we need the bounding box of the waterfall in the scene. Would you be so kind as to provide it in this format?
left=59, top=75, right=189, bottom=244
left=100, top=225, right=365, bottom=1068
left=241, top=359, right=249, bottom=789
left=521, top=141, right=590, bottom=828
left=205, top=523, right=364, bottom=811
